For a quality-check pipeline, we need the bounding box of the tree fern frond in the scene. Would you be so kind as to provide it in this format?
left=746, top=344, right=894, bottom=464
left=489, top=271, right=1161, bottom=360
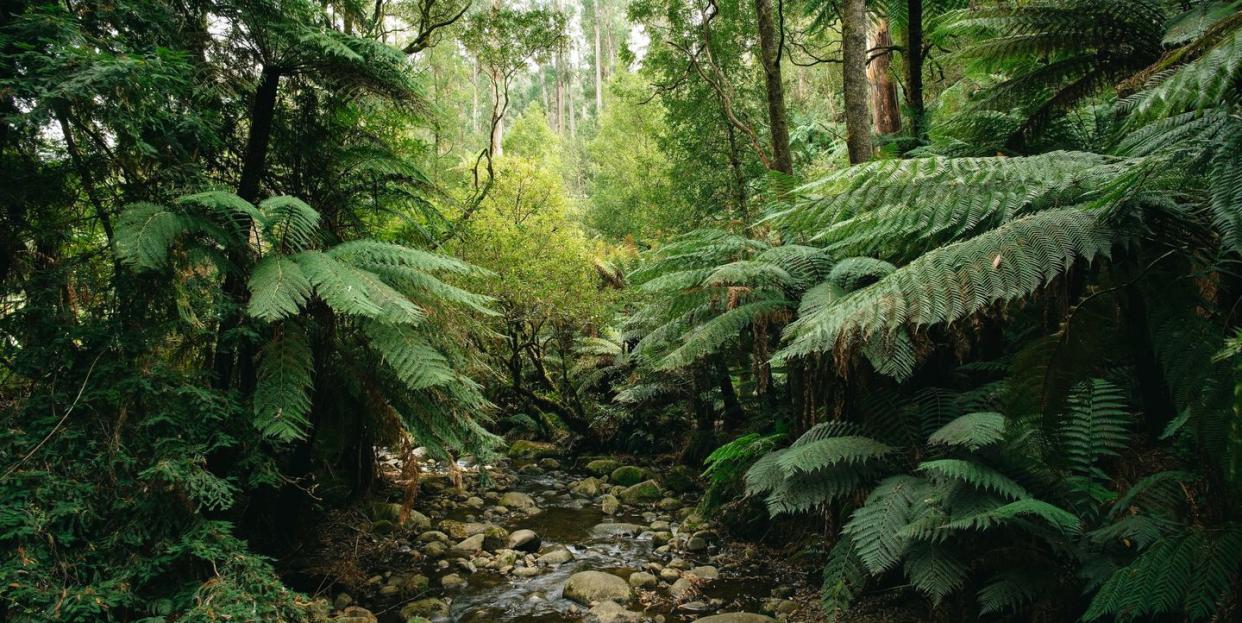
left=929, top=411, right=1007, bottom=451
left=775, top=436, right=895, bottom=475
left=828, top=257, right=896, bottom=292
left=844, top=475, right=927, bottom=574
left=903, top=540, right=970, bottom=604
left=246, top=256, right=313, bottom=322
left=919, top=459, right=1030, bottom=500
left=364, top=322, right=455, bottom=391
left=1061, top=379, right=1131, bottom=477
left=115, top=202, right=189, bottom=269
left=658, top=299, right=792, bottom=370
left=258, top=196, right=320, bottom=254
left=778, top=209, right=1117, bottom=367
left=254, top=326, right=314, bottom=442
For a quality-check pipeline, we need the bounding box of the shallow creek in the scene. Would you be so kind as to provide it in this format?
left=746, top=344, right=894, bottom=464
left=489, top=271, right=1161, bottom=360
left=374, top=464, right=787, bottom=622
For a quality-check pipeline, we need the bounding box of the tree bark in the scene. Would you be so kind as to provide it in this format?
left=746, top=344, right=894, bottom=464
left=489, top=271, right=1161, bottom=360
left=841, top=0, right=871, bottom=164
left=594, top=0, right=604, bottom=115
left=237, top=65, right=281, bottom=203
left=212, top=65, right=281, bottom=391
left=905, top=0, right=925, bottom=139
left=753, top=0, right=793, bottom=174
left=867, top=19, right=901, bottom=135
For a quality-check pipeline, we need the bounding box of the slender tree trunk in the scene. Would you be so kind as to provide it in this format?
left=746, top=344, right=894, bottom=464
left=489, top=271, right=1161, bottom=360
left=724, top=110, right=749, bottom=221
left=717, top=357, right=744, bottom=428
left=472, top=61, right=480, bottom=134
left=594, top=0, right=604, bottom=115
left=237, top=66, right=281, bottom=203
left=213, top=65, right=281, bottom=391
left=753, top=0, right=793, bottom=174
left=568, top=68, right=577, bottom=138
left=868, top=18, right=901, bottom=135
left=905, top=0, right=925, bottom=139
left=841, top=0, right=871, bottom=164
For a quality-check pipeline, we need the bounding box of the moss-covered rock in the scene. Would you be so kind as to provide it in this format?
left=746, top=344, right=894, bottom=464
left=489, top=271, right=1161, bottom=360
left=609, top=465, right=648, bottom=486
left=585, top=458, right=623, bottom=476
left=508, top=439, right=559, bottom=459
left=620, top=479, right=663, bottom=504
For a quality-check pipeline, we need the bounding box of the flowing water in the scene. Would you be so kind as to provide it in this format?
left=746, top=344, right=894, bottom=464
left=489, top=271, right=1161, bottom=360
left=382, top=466, right=785, bottom=622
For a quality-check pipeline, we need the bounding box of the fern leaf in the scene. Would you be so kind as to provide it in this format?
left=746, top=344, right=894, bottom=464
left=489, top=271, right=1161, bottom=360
left=918, top=459, right=1030, bottom=500
left=258, top=196, right=320, bottom=254
left=254, top=326, right=314, bottom=441
left=364, top=322, right=455, bottom=391
left=775, top=436, right=895, bottom=475
left=115, top=202, right=187, bottom=269
left=247, top=256, right=313, bottom=321
left=844, top=475, right=927, bottom=574
left=929, top=411, right=1007, bottom=451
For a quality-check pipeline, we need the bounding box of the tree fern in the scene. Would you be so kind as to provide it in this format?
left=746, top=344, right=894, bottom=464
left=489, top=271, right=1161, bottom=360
left=774, top=436, right=896, bottom=474
left=1060, top=379, right=1130, bottom=477
left=115, top=202, right=189, bottom=269
left=779, top=208, right=1117, bottom=367
left=658, top=298, right=792, bottom=369
left=918, top=459, right=1031, bottom=500
left=253, top=326, right=314, bottom=441
left=844, top=475, right=927, bottom=574
left=364, top=322, right=455, bottom=391
left=929, top=411, right=1007, bottom=451
left=246, top=256, right=313, bottom=321
left=1083, top=526, right=1242, bottom=621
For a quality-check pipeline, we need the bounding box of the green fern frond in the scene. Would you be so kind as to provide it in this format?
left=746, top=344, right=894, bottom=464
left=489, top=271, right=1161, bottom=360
left=258, top=196, right=320, bottom=254
left=115, top=202, right=188, bottom=269
left=775, top=436, right=896, bottom=475
left=254, top=326, right=314, bottom=442
left=828, top=257, right=896, bottom=292
left=658, top=299, right=792, bottom=370
left=903, top=540, right=970, bottom=604
left=929, top=411, right=1007, bottom=451
left=1061, top=379, right=1130, bottom=477
left=821, top=539, right=869, bottom=620
left=364, top=322, right=455, bottom=391
left=844, top=475, right=927, bottom=574
left=246, top=256, right=313, bottom=322
left=941, top=498, right=1081, bottom=535
left=919, top=459, right=1030, bottom=500
left=778, top=209, right=1117, bottom=367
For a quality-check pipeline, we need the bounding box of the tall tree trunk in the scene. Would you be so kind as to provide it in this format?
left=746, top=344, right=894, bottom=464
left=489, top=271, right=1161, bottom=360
left=753, top=0, right=793, bottom=175
left=568, top=68, right=577, bottom=137
left=213, top=64, right=281, bottom=391
left=717, top=356, right=744, bottom=429
left=905, top=0, right=925, bottom=139
left=841, top=0, right=871, bottom=164
left=868, top=19, right=901, bottom=135
left=594, top=0, right=604, bottom=115
left=237, top=66, right=281, bottom=203
left=724, top=110, right=749, bottom=221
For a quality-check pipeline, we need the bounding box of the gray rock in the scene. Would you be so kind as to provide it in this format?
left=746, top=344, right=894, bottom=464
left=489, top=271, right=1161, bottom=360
left=498, top=491, right=540, bottom=514
left=590, top=522, right=645, bottom=538
left=507, top=528, right=541, bottom=552
left=563, top=570, right=634, bottom=605
left=690, top=615, right=776, bottom=623
left=658, top=497, right=682, bottom=511
left=628, top=571, right=657, bottom=588
left=571, top=477, right=605, bottom=497
left=417, top=530, right=449, bottom=543
left=439, top=573, right=466, bottom=589
left=332, top=606, right=376, bottom=623
left=670, top=577, right=697, bottom=601
left=400, top=598, right=449, bottom=620
left=588, top=600, right=644, bottom=623
left=513, top=565, right=542, bottom=577
left=601, top=494, right=620, bottom=515
left=687, top=565, right=719, bottom=581
left=450, top=533, right=485, bottom=555
left=536, top=546, right=575, bottom=566
left=333, top=592, right=352, bottom=609
left=423, top=541, right=447, bottom=558
left=686, top=536, right=708, bottom=552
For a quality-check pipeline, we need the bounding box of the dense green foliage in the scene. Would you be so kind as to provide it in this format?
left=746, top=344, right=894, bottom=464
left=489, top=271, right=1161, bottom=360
left=4, top=0, right=1242, bottom=620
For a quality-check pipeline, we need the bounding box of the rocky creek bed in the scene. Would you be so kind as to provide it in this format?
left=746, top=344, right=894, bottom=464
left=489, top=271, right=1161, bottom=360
left=296, top=443, right=824, bottom=623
